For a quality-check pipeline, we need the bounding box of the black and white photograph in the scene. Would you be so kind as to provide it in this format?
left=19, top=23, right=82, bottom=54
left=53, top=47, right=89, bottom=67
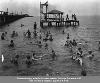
left=0, top=0, right=100, bottom=82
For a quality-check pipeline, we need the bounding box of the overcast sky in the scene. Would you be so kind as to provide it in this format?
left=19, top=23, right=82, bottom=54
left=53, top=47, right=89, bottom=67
left=0, top=0, right=100, bottom=16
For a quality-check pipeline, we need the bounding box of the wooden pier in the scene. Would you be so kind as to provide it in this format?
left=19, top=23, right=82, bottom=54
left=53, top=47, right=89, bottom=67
left=0, top=9, right=30, bottom=26
left=40, top=1, right=79, bottom=28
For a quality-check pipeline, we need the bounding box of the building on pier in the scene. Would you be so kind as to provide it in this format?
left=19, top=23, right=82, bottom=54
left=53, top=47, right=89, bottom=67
left=40, top=1, right=79, bottom=28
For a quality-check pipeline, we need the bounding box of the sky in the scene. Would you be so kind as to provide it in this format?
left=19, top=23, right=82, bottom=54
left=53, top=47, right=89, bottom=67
left=0, top=0, right=100, bottom=16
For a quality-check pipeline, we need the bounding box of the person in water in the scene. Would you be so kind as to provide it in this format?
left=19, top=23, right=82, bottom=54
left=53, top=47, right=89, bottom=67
left=34, top=22, right=37, bottom=30
left=81, top=69, right=87, bottom=76
left=34, top=30, right=37, bottom=38
left=77, top=48, right=83, bottom=58
left=45, top=43, right=48, bottom=50
left=11, top=31, right=15, bottom=38
left=67, top=33, right=70, bottom=40
left=49, top=35, right=53, bottom=41
left=72, top=39, right=77, bottom=46
left=26, top=55, right=32, bottom=68
left=86, top=50, right=94, bottom=60
left=9, top=40, right=14, bottom=47
left=1, top=33, right=5, bottom=40
left=62, top=29, right=65, bottom=34
left=38, top=41, right=42, bottom=48
left=26, top=29, right=31, bottom=38
left=51, top=50, right=56, bottom=60
left=10, top=55, right=19, bottom=66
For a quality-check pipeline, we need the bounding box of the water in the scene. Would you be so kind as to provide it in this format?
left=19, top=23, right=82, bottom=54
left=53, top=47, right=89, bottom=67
left=0, top=16, right=100, bottom=76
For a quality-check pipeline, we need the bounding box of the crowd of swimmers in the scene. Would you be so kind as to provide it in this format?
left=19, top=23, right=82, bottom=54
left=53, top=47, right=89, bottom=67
left=1, top=21, right=99, bottom=76
left=64, top=32, right=96, bottom=76
left=65, top=32, right=95, bottom=61
left=1, top=32, right=7, bottom=40
left=1, top=22, right=56, bottom=69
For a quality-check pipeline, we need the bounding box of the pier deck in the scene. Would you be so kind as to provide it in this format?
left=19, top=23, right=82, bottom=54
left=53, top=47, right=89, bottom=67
left=0, top=10, right=29, bottom=26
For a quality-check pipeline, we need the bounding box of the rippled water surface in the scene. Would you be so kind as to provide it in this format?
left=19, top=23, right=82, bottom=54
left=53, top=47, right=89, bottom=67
left=0, top=16, right=100, bottom=76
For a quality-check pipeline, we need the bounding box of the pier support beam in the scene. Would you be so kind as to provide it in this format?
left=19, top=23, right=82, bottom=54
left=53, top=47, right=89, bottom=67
left=40, top=22, right=43, bottom=28
left=78, top=21, right=79, bottom=25
left=40, top=20, right=79, bottom=28
left=48, top=22, right=52, bottom=27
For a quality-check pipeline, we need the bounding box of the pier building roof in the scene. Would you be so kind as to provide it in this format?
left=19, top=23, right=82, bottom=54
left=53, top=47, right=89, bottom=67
left=47, top=10, right=63, bottom=14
